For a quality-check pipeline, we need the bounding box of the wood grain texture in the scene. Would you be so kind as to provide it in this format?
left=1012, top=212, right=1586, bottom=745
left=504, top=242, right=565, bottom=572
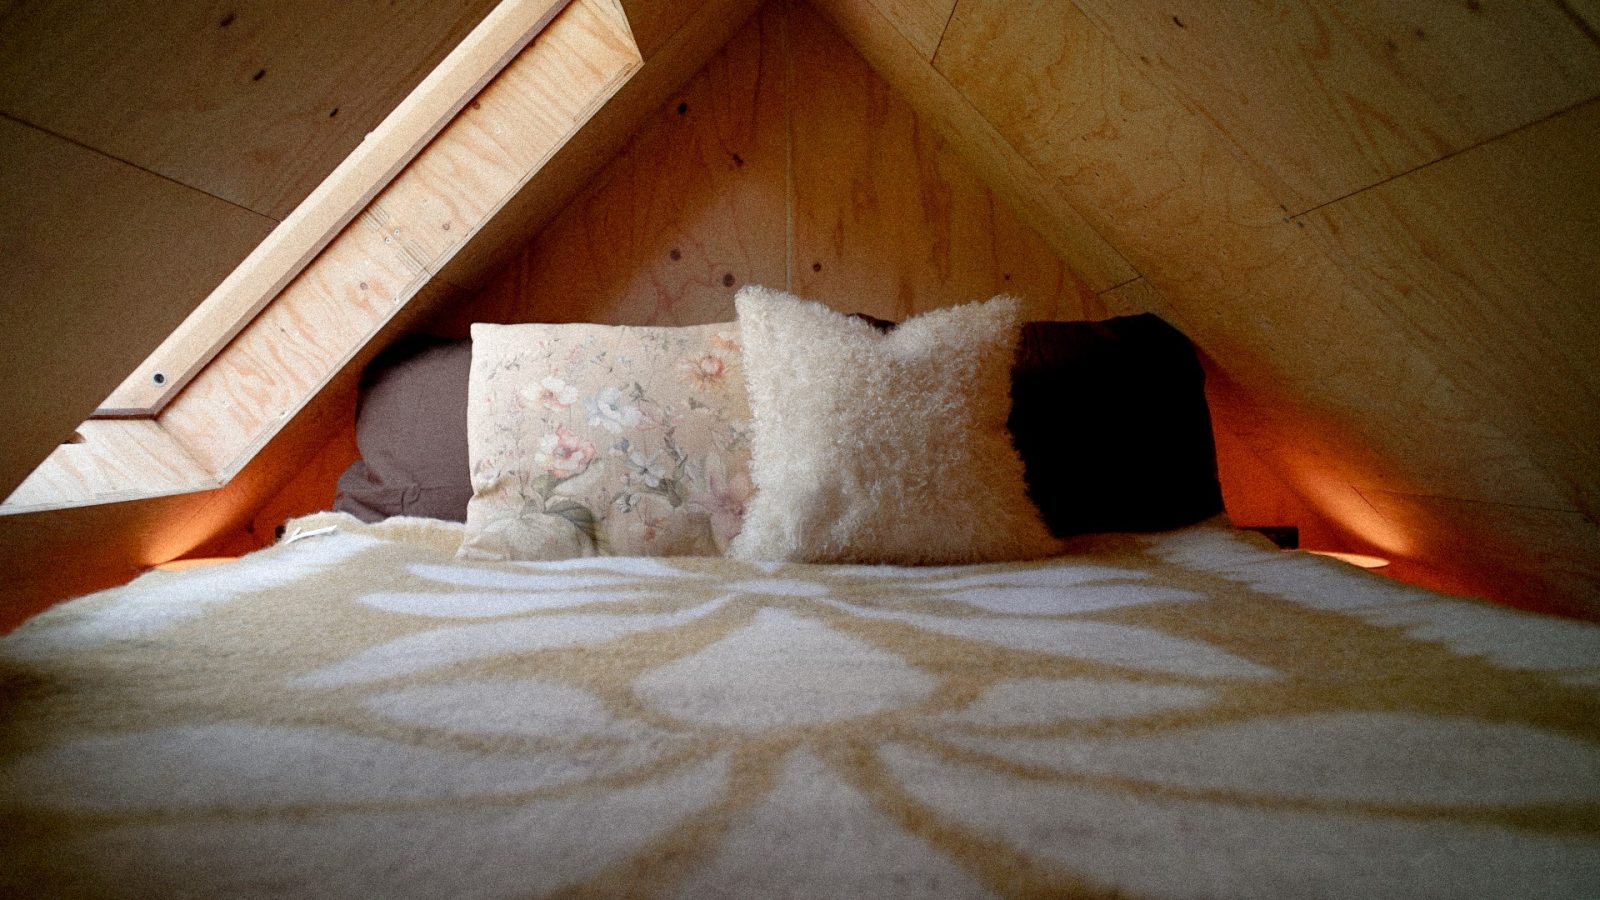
left=1308, top=98, right=1600, bottom=521
left=437, top=0, right=766, bottom=292
left=97, top=0, right=574, bottom=416
left=810, top=0, right=1135, bottom=292
left=453, top=2, right=787, bottom=330
left=0, top=116, right=271, bottom=503
left=3, top=421, right=215, bottom=513
left=158, top=211, right=429, bottom=474
left=459, top=0, right=1105, bottom=331
left=152, top=0, right=639, bottom=480
left=932, top=0, right=1599, bottom=609
left=862, top=0, right=955, bottom=59
left=934, top=0, right=1568, bottom=508
left=1069, top=0, right=1600, bottom=214
left=379, top=0, right=644, bottom=272
left=0, top=0, right=501, bottom=220
left=788, top=2, right=1096, bottom=321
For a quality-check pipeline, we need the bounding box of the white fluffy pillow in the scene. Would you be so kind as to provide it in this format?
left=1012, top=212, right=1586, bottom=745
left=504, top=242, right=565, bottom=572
left=730, top=286, right=1060, bottom=564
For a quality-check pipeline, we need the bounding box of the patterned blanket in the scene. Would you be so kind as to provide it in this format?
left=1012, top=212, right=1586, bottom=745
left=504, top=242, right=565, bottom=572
left=3, top=512, right=1599, bottom=898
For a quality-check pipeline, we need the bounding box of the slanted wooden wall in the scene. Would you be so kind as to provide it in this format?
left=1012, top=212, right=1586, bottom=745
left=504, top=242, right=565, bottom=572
left=811, top=0, right=1600, bottom=615
left=0, top=0, right=763, bottom=632
left=0, top=0, right=503, bottom=503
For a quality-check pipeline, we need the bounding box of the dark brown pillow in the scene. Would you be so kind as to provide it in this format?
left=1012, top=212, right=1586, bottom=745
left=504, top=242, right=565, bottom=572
left=333, top=336, right=473, bottom=523
left=851, top=312, right=1223, bottom=537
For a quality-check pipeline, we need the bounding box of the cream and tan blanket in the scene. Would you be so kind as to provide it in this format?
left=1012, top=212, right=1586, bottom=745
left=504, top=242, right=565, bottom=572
left=3, top=513, right=1599, bottom=897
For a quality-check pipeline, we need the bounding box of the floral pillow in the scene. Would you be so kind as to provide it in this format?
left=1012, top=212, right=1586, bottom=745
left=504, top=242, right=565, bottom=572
left=458, top=322, right=753, bottom=561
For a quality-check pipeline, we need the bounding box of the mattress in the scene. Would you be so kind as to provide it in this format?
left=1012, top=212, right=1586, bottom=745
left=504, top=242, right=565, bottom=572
left=3, top=512, right=1598, bottom=898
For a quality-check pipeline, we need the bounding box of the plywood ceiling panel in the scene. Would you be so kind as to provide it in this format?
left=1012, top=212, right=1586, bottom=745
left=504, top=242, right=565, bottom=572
left=1067, top=0, right=1600, bottom=214
left=0, top=0, right=500, bottom=219
left=1361, top=489, right=1600, bottom=619
left=933, top=0, right=1564, bottom=510
left=0, top=116, right=271, bottom=502
left=1307, top=98, right=1600, bottom=519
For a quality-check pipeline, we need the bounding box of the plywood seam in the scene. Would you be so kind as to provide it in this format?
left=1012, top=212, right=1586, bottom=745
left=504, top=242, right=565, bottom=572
left=1289, top=95, right=1600, bottom=222
left=0, top=111, right=278, bottom=225
left=1096, top=274, right=1144, bottom=296
left=928, top=0, right=961, bottom=67
left=1064, top=1, right=1600, bottom=219
left=94, top=0, right=575, bottom=417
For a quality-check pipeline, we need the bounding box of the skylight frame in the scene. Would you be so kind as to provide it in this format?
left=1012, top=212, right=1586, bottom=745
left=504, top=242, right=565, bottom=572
left=2, top=0, right=643, bottom=515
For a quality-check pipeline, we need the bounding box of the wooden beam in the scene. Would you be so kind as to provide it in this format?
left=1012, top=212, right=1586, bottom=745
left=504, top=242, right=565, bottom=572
left=94, top=0, right=573, bottom=417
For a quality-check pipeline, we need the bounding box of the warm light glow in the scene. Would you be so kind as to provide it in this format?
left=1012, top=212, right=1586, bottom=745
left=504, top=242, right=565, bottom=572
left=152, top=556, right=238, bottom=572
left=1305, top=550, right=1390, bottom=569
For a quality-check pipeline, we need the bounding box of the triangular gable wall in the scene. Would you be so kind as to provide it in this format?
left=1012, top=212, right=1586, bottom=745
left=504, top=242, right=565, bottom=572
left=264, top=0, right=1346, bottom=576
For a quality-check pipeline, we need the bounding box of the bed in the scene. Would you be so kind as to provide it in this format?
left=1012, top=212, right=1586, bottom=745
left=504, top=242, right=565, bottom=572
left=5, top=295, right=1599, bottom=896
left=3, top=513, right=1600, bottom=897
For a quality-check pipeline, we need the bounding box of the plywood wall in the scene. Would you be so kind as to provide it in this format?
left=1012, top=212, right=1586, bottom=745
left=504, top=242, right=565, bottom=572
left=435, top=0, right=1111, bottom=336
left=420, top=0, right=1338, bottom=554
left=0, top=0, right=499, bottom=502
left=0, top=0, right=764, bottom=630
left=813, top=0, right=1600, bottom=615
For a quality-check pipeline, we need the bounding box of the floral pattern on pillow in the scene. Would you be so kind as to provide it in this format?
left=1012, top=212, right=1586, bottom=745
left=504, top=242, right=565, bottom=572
left=459, top=322, right=753, bottom=561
